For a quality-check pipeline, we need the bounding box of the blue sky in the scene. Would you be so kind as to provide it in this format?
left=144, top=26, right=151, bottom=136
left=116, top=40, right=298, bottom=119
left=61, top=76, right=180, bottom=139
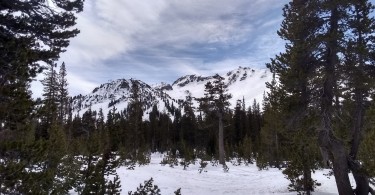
left=32, top=0, right=289, bottom=97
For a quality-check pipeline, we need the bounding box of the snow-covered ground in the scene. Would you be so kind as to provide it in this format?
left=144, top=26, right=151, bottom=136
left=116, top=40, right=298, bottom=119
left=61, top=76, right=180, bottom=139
left=115, top=153, right=347, bottom=195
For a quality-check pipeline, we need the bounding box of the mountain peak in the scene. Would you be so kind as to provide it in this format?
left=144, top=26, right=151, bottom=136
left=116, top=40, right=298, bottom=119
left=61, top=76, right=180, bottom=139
left=172, top=74, right=212, bottom=87
left=72, top=66, right=271, bottom=119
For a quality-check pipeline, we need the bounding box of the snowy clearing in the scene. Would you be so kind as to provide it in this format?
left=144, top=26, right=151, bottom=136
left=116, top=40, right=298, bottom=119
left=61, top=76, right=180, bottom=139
left=89, top=153, right=353, bottom=195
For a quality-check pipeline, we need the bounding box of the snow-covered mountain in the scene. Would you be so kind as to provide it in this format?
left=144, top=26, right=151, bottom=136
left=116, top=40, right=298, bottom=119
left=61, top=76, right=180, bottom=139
left=71, top=67, right=272, bottom=119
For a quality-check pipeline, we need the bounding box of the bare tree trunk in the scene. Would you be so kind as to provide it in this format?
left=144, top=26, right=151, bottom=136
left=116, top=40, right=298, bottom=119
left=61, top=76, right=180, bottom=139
left=218, top=112, right=225, bottom=165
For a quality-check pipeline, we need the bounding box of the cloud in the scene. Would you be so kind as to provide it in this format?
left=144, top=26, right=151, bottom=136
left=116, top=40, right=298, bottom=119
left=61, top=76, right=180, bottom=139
left=46, top=0, right=289, bottom=97
left=67, top=73, right=99, bottom=95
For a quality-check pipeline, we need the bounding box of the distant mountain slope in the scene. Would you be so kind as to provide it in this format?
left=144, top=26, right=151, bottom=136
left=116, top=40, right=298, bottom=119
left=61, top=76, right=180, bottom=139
left=168, top=66, right=271, bottom=109
left=71, top=66, right=272, bottom=119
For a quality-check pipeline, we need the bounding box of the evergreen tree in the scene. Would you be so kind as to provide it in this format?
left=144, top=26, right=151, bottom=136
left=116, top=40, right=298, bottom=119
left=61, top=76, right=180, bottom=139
left=249, top=99, right=262, bottom=155
left=318, top=1, right=374, bottom=193
left=269, top=0, right=375, bottom=194
left=39, top=62, right=59, bottom=139
left=259, top=76, right=285, bottom=169
left=107, top=107, right=121, bottom=151
left=0, top=41, right=33, bottom=136
left=42, top=123, right=79, bottom=194
left=128, top=178, right=161, bottom=195
left=198, top=74, right=232, bottom=165
left=97, top=108, right=105, bottom=133
left=233, top=100, right=245, bottom=146
left=81, top=107, right=97, bottom=138
left=149, top=104, right=160, bottom=152
left=180, top=91, right=197, bottom=150
left=0, top=0, right=83, bottom=133
left=172, top=108, right=182, bottom=148
left=359, top=99, right=375, bottom=191
left=266, top=1, right=322, bottom=193
left=160, top=112, right=173, bottom=152
left=128, top=80, right=144, bottom=150
left=342, top=1, right=375, bottom=194
left=57, top=62, right=69, bottom=125
left=0, top=1, right=83, bottom=192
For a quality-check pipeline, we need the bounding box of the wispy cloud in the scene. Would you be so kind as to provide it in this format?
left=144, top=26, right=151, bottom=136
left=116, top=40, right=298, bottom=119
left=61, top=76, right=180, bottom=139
left=35, top=0, right=289, bottom=97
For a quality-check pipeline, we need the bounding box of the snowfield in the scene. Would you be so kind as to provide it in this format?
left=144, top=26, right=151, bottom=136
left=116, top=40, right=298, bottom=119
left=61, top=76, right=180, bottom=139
left=111, top=153, right=348, bottom=195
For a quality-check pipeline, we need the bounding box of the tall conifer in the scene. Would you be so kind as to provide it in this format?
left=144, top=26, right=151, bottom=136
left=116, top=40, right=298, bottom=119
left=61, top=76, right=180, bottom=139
left=57, top=62, right=69, bottom=125
left=268, top=0, right=375, bottom=194
left=198, top=74, right=232, bottom=165
left=0, top=1, right=83, bottom=192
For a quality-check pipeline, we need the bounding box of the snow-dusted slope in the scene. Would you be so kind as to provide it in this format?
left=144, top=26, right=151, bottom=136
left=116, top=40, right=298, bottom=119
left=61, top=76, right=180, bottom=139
left=71, top=67, right=272, bottom=119
left=168, top=66, right=271, bottom=109
left=71, top=79, right=175, bottom=120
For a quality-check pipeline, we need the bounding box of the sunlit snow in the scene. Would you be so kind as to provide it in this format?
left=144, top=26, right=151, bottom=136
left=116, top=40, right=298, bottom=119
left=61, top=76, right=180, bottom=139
left=69, top=153, right=352, bottom=195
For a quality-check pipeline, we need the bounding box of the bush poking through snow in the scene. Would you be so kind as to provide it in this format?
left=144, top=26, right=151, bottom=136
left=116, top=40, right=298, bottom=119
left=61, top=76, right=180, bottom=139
left=180, top=157, right=196, bottom=170
left=223, top=164, right=229, bottom=173
left=160, top=152, right=179, bottom=168
left=106, top=175, right=122, bottom=194
left=174, top=188, right=182, bottom=195
left=210, top=158, right=219, bottom=167
left=198, top=160, right=208, bottom=173
left=128, top=178, right=161, bottom=195
left=128, top=177, right=182, bottom=195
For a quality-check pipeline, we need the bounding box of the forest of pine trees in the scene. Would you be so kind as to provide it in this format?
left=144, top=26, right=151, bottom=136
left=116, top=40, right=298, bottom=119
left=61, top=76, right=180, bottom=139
left=1, top=0, right=375, bottom=194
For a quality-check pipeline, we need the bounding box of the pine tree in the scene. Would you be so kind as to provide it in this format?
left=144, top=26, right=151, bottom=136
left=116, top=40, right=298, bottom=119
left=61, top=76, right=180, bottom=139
left=42, top=123, right=79, bottom=194
left=57, top=62, right=69, bottom=125
left=0, top=0, right=84, bottom=132
left=318, top=1, right=375, bottom=193
left=198, top=74, right=232, bottom=165
left=78, top=126, right=108, bottom=194
left=180, top=91, right=197, bottom=150
left=39, top=62, right=59, bottom=139
left=259, top=76, right=285, bottom=169
left=269, top=0, right=375, bottom=194
left=172, top=108, right=182, bottom=148
left=359, top=99, right=375, bottom=192
left=106, top=175, right=122, bottom=195
left=0, top=41, right=33, bottom=135
left=342, top=1, right=375, bottom=194
left=107, top=107, right=121, bottom=151
left=266, top=1, right=323, bottom=193
left=233, top=100, right=245, bottom=145
left=81, top=107, right=97, bottom=138
left=128, top=178, right=161, bottom=195
left=250, top=99, right=262, bottom=156
left=149, top=104, right=160, bottom=152
left=128, top=80, right=144, bottom=150
left=159, top=112, right=172, bottom=152
left=0, top=1, right=83, bottom=192
left=97, top=108, right=105, bottom=133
